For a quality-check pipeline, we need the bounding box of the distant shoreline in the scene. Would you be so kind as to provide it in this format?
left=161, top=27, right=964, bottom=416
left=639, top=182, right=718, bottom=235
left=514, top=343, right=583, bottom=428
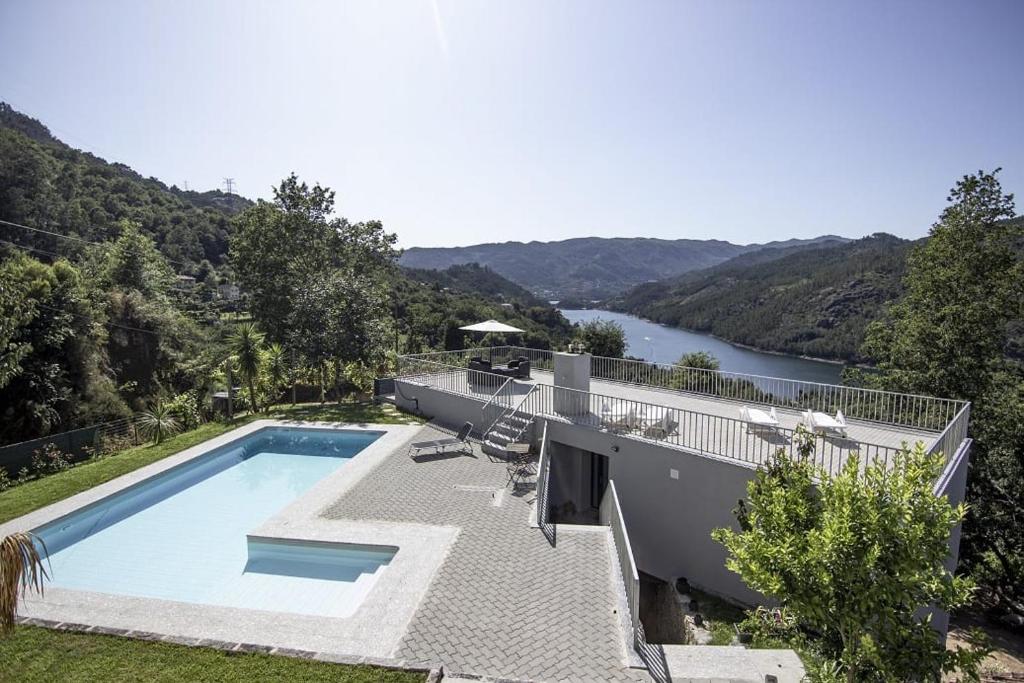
left=561, top=307, right=863, bottom=369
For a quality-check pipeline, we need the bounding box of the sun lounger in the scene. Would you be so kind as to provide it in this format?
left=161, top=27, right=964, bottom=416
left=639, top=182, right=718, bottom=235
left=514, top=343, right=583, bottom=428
left=802, top=410, right=847, bottom=437
left=740, top=406, right=779, bottom=432
left=408, top=421, right=474, bottom=457
left=643, top=409, right=679, bottom=440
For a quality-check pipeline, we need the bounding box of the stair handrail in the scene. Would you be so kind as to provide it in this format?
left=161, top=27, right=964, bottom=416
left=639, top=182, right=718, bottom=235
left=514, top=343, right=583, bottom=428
left=485, top=384, right=538, bottom=442
left=480, top=376, right=515, bottom=414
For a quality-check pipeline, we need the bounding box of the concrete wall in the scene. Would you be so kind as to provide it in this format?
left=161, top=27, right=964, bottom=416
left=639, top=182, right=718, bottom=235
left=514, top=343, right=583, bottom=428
left=544, top=419, right=762, bottom=605
left=395, top=380, right=491, bottom=437
left=931, top=438, right=973, bottom=636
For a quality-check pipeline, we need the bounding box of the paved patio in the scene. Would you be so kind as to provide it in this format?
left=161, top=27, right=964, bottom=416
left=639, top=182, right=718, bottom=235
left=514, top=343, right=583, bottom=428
left=322, top=423, right=648, bottom=682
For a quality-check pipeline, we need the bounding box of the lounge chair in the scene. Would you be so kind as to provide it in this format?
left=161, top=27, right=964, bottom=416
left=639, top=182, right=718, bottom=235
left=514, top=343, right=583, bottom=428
left=802, top=410, right=847, bottom=437
left=601, top=405, right=637, bottom=432
left=643, top=410, right=679, bottom=440
left=408, top=421, right=474, bottom=458
left=740, top=406, right=779, bottom=432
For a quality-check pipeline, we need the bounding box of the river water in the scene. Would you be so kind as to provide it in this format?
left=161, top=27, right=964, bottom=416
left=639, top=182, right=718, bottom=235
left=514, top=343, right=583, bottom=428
left=559, top=309, right=843, bottom=385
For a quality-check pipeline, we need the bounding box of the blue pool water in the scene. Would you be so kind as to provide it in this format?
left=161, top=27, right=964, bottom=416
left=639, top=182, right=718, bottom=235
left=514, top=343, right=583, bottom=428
left=35, top=427, right=394, bottom=618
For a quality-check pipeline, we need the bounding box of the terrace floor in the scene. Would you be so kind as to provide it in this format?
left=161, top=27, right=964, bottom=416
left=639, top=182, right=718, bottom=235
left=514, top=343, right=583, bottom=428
left=323, top=423, right=647, bottom=682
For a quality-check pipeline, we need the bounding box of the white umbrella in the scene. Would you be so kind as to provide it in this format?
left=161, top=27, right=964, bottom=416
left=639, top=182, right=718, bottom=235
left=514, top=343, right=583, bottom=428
left=458, top=319, right=525, bottom=333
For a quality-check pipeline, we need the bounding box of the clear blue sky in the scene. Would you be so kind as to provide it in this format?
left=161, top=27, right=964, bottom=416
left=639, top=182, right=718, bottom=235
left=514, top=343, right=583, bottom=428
left=1, top=1, right=1021, bottom=248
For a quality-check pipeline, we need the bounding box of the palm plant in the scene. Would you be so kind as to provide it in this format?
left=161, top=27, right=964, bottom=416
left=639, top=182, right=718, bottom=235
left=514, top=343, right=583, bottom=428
left=231, top=322, right=265, bottom=414
left=138, top=401, right=181, bottom=445
left=1, top=532, right=48, bottom=636
left=264, top=343, right=288, bottom=410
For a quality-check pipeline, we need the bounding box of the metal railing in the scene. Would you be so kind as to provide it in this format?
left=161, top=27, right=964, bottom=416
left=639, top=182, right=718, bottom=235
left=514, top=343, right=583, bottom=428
left=403, top=346, right=968, bottom=433
left=396, top=357, right=921, bottom=476
left=535, top=422, right=552, bottom=532
left=520, top=381, right=906, bottom=475
left=927, top=403, right=971, bottom=461
left=600, top=479, right=640, bottom=651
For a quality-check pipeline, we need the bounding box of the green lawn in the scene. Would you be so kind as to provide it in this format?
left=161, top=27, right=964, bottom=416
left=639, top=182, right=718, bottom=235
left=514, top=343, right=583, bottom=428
left=0, top=626, right=425, bottom=682
left=0, top=401, right=421, bottom=525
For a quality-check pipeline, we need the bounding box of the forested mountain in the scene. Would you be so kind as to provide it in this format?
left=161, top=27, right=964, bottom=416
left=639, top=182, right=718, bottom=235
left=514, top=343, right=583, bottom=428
left=401, top=263, right=547, bottom=307
left=400, top=235, right=849, bottom=300
left=607, top=234, right=916, bottom=362
left=0, top=102, right=250, bottom=271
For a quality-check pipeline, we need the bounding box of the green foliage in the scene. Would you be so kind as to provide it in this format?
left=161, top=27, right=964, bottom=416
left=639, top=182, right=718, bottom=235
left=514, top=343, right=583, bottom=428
left=860, top=170, right=1024, bottom=615
left=137, top=402, right=181, bottom=445
left=713, top=436, right=987, bottom=682
left=164, top=391, right=201, bottom=431
left=29, top=444, right=71, bottom=476
left=571, top=319, right=626, bottom=358
left=0, top=625, right=425, bottom=682
left=0, top=254, right=128, bottom=444
left=0, top=104, right=247, bottom=269
left=611, top=234, right=912, bottom=362
left=263, top=343, right=288, bottom=408
left=230, top=322, right=265, bottom=414
left=677, top=351, right=720, bottom=371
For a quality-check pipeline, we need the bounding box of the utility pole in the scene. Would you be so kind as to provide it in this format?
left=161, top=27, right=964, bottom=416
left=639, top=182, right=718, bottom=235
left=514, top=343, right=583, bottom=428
left=223, top=177, right=235, bottom=195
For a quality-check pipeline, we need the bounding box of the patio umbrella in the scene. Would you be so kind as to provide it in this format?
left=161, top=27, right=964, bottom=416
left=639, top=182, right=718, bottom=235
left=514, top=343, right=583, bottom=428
left=458, top=319, right=525, bottom=334
left=459, top=320, right=525, bottom=360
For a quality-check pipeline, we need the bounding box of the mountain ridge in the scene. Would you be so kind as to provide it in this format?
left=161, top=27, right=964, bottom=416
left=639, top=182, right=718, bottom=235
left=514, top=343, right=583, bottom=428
left=400, top=234, right=850, bottom=300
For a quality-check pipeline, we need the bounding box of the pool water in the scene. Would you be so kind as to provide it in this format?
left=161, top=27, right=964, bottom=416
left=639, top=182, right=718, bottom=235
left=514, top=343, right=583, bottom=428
left=35, top=427, right=393, bottom=618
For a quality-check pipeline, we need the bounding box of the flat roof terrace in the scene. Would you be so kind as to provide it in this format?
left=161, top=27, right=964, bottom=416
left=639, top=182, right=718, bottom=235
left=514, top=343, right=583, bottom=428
left=393, top=346, right=971, bottom=477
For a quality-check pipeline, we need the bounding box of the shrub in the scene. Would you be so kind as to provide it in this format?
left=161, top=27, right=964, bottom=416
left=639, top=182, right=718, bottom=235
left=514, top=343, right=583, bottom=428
left=0, top=469, right=10, bottom=492
left=30, top=443, right=72, bottom=475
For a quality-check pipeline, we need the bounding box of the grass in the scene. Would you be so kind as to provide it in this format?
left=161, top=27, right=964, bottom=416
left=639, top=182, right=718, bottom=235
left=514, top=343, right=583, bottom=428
left=0, top=626, right=425, bottom=682
left=0, top=401, right=422, bottom=525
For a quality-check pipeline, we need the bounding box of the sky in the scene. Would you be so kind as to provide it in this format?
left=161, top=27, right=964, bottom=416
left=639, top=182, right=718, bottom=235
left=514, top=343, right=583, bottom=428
left=1, top=1, right=1022, bottom=249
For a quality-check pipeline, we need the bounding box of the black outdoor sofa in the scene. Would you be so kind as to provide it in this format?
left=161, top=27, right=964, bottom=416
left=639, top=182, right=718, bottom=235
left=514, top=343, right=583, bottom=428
left=468, top=356, right=531, bottom=380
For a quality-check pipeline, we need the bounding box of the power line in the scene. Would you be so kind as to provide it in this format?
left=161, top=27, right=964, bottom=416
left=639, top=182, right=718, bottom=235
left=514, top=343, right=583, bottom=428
left=0, top=217, right=201, bottom=271
left=223, top=178, right=235, bottom=195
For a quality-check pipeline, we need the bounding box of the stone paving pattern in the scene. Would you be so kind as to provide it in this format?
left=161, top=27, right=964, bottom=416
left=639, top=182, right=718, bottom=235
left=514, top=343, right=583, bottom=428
left=323, top=424, right=648, bottom=682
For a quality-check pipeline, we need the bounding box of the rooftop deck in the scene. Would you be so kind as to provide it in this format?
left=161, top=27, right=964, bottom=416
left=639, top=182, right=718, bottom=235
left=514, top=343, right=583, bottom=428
left=392, top=346, right=971, bottom=477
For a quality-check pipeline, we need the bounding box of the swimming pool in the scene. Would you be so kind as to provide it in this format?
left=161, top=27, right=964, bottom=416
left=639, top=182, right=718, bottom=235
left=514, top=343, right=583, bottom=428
left=35, top=427, right=394, bottom=619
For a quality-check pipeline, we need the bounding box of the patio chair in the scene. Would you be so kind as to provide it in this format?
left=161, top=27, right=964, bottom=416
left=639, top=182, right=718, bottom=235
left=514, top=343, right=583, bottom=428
left=740, top=406, right=779, bottom=432
left=506, top=448, right=536, bottom=488
left=802, top=410, right=847, bottom=437
left=408, top=421, right=474, bottom=458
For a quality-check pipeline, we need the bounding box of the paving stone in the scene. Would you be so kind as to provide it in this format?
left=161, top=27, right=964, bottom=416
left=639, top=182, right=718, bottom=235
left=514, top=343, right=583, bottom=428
left=323, top=424, right=648, bottom=682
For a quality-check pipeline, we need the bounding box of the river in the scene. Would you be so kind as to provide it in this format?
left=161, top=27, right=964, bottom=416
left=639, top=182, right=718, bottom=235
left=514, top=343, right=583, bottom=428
left=559, top=309, right=843, bottom=385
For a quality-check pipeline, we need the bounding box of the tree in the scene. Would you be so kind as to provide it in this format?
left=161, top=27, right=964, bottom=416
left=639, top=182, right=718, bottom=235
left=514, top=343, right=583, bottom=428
left=713, top=434, right=986, bottom=682
left=572, top=319, right=626, bottom=358
left=0, top=532, right=48, bottom=636
left=230, top=322, right=265, bottom=413
left=677, top=350, right=720, bottom=371
left=860, top=170, right=1024, bottom=614
left=231, top=174, right=398, bottom=343
left=263, top=342, right=288, bottom=409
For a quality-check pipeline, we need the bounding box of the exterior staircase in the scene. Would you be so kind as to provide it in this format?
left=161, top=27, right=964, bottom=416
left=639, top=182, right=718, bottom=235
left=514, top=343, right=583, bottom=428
left=482, top=410, right=534, bottom=458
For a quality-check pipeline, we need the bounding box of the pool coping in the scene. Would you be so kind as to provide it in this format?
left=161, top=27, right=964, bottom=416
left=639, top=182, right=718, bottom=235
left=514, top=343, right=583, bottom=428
left=0, top=420, right=459, bottom=661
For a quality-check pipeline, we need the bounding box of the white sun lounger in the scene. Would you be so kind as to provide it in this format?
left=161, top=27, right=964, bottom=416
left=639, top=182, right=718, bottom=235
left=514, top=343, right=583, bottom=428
left=802, top=410, right=848, bottom=437
left=739, top=406, right=779, bottom=432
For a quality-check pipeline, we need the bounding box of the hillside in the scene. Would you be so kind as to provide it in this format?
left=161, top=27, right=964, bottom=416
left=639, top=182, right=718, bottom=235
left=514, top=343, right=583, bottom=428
left=402, top=263, right=547, bottom=307
left=0, top=102, right=251, bottom=270
left=0, top=104, right=574, bottom=357
left=607, top=234, right=916, bottom=362
left=400, top=235, right=849, bottom=300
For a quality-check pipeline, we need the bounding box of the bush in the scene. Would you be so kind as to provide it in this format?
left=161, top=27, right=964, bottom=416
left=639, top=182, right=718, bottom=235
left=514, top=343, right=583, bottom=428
left=30, top=443, right=72, bottom=475
left=0, top=468, right=10, bottom=492
left=165, top=392, right=201, bottom=431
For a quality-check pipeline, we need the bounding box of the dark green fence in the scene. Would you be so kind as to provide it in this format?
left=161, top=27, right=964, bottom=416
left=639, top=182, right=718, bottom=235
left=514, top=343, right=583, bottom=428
left=0, top=416, right=140, bottom=477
